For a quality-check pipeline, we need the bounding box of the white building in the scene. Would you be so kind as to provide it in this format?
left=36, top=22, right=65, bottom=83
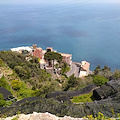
left=79, top=61, right=90, bottom=77
left=11, top=46, right=32, bottom=54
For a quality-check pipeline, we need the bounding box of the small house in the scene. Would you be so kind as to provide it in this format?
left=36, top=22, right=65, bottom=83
left=79, top=61, right=90, bottom=77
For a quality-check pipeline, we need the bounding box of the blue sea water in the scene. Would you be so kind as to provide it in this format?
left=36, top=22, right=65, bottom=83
left=0, top=3, right=120, bottom=70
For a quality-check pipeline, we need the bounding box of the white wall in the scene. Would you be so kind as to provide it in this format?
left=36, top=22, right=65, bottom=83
left=79, top=71, right=87, bottom=77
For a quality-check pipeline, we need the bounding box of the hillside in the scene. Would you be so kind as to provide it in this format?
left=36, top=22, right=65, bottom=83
left=0, top=51, right=95, bottom=99
left=0, top=51, right=120, bottom=118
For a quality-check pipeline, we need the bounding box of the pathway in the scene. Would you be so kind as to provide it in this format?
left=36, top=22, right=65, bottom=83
left=66, top=62, right=80, bottom=78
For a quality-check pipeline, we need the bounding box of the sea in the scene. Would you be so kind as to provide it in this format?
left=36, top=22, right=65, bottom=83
left=0, top=2, right=120, bottom=71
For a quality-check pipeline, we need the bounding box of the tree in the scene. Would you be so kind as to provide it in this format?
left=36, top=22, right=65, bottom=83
left=61, top=62, right=70, bottom=74
left=44, top=51, right=63, bottom=71
left=94, top=65, right=101, bottom=75
left=93, top=75, right=108, bottom=86
left=34, top=81, right=54, bottom=97
left=11, top=80, right=21, bottom=91
left=63, top=74, right=77, bottom=91
left=113, top=69, right=120, bottom=79
left=0, top=59, right=4, bottom=67
left=14, top=66, right=29, bottom=79
left=0, top=77, right=8, bottom=88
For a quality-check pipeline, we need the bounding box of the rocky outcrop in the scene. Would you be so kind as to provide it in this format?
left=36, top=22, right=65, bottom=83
left=0, top=112, right=87, bottom=120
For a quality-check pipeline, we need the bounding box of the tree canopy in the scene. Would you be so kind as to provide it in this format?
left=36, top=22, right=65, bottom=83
left=93, top=75, right=108, bottom=86
left=11, top=80, right=21, bottom=91
left=44, top=51, right=63, bottom=63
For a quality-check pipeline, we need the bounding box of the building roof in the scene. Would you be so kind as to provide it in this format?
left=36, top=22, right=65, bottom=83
left=36, top=47, right=42, bottom=51
left=11, top=46, right=32, bottom=52
left=47, top=47, right=53, bottom=50
left=0, top=87, right=12, bottom=99
left=81, top=61, right=90, bottom=71
left=60, top=53, right=72, bottom=58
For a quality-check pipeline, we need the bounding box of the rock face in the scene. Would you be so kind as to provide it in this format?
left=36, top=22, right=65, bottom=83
left=0, top=112, right=87, bottom=120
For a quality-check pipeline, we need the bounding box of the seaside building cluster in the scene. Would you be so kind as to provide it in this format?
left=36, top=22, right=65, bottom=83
left=11, top=44, right=90, bottom=77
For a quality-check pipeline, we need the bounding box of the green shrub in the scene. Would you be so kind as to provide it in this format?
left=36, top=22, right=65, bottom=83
left=0, top=76, right=8, bottom=88
left=113, top=69, right=120, bottom=79
left=11, top=80, right=21, bottom=91
left=0, top=93, right=6, bottom=107
left=93, top=75, right=108, bottom=86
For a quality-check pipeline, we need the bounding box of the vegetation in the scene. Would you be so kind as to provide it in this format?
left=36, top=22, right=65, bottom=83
left=11, top=80, right=21, bottom=91
left=0, top=51, right=59, bottom=99
left=0, top=59, right=5, bottom=67
left=1, top=49, right=120, bottom=120
left=62, top=74, right=77, bottom=91
left=93, top=75, right=108, bottom=86
left=61, top=62, right=71, bottom=74
left=113, top=69, right=120, bottom=79
left=34, top=81, right=54, bottom=97
left=1, top=50, right=120, bottom=109
left=71, top=92, right=94, bottom=103
left=94, top=65, right=112, bottom=79
left=44, top=51, right=63, bottom=70
left=86, top=112, right=117, bottom=120
left=0, top=93, right=6, bottom=107
left=0, top=76, right=8, bottom=88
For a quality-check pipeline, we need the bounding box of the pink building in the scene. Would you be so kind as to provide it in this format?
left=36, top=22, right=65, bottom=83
left=60, top=53, right=72, bottom=66
left=32, top=45, right=43, bottom=59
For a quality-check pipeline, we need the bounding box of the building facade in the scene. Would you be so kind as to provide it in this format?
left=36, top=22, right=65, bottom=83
left=79, top=61, right=90, bottom=77
left=60, top=53, right=72, bottom=66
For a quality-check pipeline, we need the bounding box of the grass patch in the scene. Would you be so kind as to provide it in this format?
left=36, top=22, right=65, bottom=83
left=71, top=92, right=94, bottom=103
left=17, top=81, right=34, bottom=99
